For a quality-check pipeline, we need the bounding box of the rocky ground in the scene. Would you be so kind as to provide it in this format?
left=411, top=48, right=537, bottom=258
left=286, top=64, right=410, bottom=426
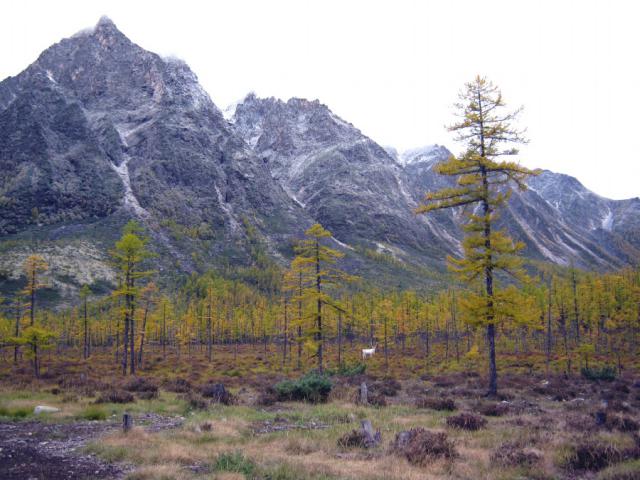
left=0, top=413, right=183, bottom=480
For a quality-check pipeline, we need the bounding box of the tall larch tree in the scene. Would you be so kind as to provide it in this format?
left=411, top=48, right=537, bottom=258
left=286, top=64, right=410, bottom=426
left=111, top=221, right=153, bottom=375
left=417, top=76, right=537, bottom=396
left=80, top=284, right=91, bottom=360
left=292, top=223, right=354, bottom=373
left=22, top=254, right=48, bottom=327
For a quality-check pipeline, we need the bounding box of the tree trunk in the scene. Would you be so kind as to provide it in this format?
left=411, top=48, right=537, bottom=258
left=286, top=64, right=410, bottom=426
left=337, top=311, right=343, bottom=366
left=83, top=298, right=89, bottom=360
left=137, top=301, right=150, bottom=367
left=315, top=239, right=323, bottom=373
left=283, top=298, right=288, bottom=367
left=14, top=301, right=21, bottom=364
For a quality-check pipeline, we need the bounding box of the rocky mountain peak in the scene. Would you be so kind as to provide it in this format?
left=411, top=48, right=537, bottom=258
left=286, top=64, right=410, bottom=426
left=399, top=144, right=451, bottom=166
left=232, top=94, right=361, bottom=153
left=92, top=16, right=127, bottom=44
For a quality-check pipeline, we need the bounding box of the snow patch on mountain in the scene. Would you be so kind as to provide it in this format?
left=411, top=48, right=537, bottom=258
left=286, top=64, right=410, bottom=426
left=399, top=144, right=448, bottom=166
left=601, top=208, right=614, bottom=231
left=110, top=156, right=149, bottom=218
left=332, top=236, right=353, bottom=250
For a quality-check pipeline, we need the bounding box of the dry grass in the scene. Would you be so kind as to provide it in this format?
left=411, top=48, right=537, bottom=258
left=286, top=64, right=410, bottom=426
left=3, top=349, right=640, bottom=480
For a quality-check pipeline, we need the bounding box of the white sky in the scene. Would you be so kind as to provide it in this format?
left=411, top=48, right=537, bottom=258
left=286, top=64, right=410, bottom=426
left=2, top=0, right=639, bottom=199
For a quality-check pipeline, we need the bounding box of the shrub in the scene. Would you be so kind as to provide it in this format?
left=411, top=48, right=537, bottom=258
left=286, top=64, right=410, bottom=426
left=560, top=439, right=629, bottom=472
left=163, top=377, right=192, bottom=393
left=583, top=366, right=617, bottom=382
left=256, top=387, right=278, bottom=406
left=96, top=390, right=135, bottom=404
left=446, top=412, right=487, bottom=431
left=212, top=451, right=255, bottom=476
left=373, top=378, right=401, bottom=396
left=605, top=415, right=639, bottom=433
left=416, top=397, right=456, bottom=411
left=274, top=373, right=332, bottom=403
left=329, top=362, right=367, bottom=377
left=337, top=429, right=370, bottom=448
left=607, top=400, right=632, bottom=413
left=201, top=383, right=234, bottom=405
left=391, top=428, right=456, bottom=466
left=136, top=391, right=158, bottom=401
left=368, top=391, right=387, bottom=407
left=125, top=377, right=159, bottom=394
left=181, top=392, right=208, bottom=410
left=597, top=459, right=640, bottom=480
left=477, top=401, right=509, bottom=417
left=491, top=441, right=542, bottom=466
left=79, top=406, right=107, bottom=421
left=0, top=405, right=30, bottom=418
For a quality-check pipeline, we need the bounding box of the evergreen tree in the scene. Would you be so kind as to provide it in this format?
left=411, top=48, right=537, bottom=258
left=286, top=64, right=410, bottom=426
left=111, top=221, right=153, bottom=375
left=80, top=284, right=91, bottom=360
left=292, top=223, right=354, bottom=373
left=417, top=76, right=537, bottom=395
left=22, top=254, right=48, bottom=327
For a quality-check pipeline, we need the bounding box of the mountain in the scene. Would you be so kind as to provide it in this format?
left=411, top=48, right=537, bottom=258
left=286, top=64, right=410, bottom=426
left=0, top=17, right=309, bottom=301
left=231, top=94, right=640, bottom=271
left=0, top=18, right=638, bottom=304
left=230, top=95, right=457, bottom=261
left=400, top=148, right=640, bottom=269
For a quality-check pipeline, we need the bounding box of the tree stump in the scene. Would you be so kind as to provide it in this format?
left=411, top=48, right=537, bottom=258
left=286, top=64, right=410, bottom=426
left=123, top=413, right=133, bottom=433
left=360, top=419, right=381, bottom=447
left=359, top=382, right=368, bottom=405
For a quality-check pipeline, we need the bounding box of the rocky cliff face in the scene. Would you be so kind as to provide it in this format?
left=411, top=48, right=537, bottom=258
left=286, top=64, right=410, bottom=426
left=400, top=148, right=640, bottom=269
left=1, top=18, right=638, bottom=304
left=230, top=95, right=457, bottom=262
left=0, top=17, right=309, bottom=300
left=232, top=95, right=640, bottom=271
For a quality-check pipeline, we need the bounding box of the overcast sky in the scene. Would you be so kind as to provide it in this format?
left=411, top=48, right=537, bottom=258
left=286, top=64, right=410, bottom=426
left=2, top=0, right=638, bottom=199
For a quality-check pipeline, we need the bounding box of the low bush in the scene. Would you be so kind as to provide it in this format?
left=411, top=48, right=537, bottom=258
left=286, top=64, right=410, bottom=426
left=491, top=441, right=542, bottom=466
left=79, top=406, right=107, bottom=421
left=560, top=438, right=633, bottom=472
left=163, top=377, right=192, bottom=393
left=124, top=377, right=159, bottom=394
left=605, top=415, right=639, bottom=433
left=328, top=362, right=367, bottom=377
left=477, top=401, right=509, bottom=417
left=446, top=412, right=487, bottom=431
left=274, top=373, right=332, bottom=403
left=368, top=391, right=387, bottom=407
left=337, top=429, right=370, bottom=448
left=606, top=400, right=632, bottom=413
left=256, top=387, right=278, bottom=406
left=0, top=405, right=31, bottom=418
left=391, top=428, right=456, bottom=466
left=136, top=391, right=158, bottom=400
left=597, top=459, right=640, bottom=480
left=583, top=366, right=617, bottom=382
left=96, top=390, right=135, bottom=404
left=373, top=377, right=401, bottom=396
left=201, top=383, right=234, bottom=405
left=415, top=397, right=456, bottom=411
left=181, top=392, right=208, bottom=410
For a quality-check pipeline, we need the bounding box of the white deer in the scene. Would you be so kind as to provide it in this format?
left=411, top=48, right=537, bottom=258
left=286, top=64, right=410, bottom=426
left=362, top=344, right=377, bottom=360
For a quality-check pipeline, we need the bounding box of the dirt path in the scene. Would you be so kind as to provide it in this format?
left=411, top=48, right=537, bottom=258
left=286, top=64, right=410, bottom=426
left=0, top=413, right=183, bottom=480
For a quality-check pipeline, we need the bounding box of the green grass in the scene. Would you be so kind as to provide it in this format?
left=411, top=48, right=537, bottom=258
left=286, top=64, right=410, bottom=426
left=212, top=451, right=256, bottom=475
left=78, top=405, right=107, bottom=421
left=597, top=459, right=640, bottom=479
left=0, top=404, right=31, bottom=419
